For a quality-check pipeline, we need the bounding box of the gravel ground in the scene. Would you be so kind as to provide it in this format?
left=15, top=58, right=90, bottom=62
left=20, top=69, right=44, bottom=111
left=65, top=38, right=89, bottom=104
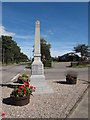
left=1, top=79, right=89, bottom=118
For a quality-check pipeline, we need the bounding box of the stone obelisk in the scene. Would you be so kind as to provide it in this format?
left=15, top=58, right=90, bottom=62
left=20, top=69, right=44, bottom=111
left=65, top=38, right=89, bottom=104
left=30, top=20, right=45, bottom=81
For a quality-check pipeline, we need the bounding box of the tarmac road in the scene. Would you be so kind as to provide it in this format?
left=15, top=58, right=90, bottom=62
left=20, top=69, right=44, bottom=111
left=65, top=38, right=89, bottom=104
left=2, top=64, right=30, bottom=83
left=2, top=62, right=88, bottom=84
left=45, top=62, right=88, bottom=82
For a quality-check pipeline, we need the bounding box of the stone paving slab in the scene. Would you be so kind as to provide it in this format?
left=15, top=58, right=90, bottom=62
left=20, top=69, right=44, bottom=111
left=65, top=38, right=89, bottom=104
left=30, top=79, right=54, bottom=94
left=1, top=79, right=89, bottom=118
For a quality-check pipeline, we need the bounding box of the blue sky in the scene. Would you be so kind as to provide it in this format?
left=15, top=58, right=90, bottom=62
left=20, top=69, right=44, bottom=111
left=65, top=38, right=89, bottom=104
left=2, top=2, right=88, bottom=58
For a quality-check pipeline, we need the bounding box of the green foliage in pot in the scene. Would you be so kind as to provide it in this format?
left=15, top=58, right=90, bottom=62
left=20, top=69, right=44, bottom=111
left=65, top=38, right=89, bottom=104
left=65, top=71, right=78, bottom=78
left=65, top=71, right=78, bottom=84
left=18, top=73, right=29, bottom=83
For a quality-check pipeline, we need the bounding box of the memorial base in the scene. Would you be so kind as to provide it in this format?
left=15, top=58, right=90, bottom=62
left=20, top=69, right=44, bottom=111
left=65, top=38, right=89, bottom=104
left=30, top=76, right=53, bottom=94
left=30, top=75, right=45, bottom=81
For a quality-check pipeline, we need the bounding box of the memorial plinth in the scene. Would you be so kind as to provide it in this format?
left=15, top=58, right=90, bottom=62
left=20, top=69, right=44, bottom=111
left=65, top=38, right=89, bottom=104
left=30, top=20, right=53, bottom=94
left=30, top=20, right=45, bottom=81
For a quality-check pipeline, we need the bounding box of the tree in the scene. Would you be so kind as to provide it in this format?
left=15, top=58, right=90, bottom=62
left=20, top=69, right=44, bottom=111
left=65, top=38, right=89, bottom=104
left=52, top=56, right=59, bottom=62
left=19, top=53, right=29, bottom=62
left=40, top=38, right=52, bottom=67
left=2, top=36, right=21, bottom=64
left=74, top=44, right=88, bottom=61
left=86, top=46, right=90, bottom=61
left=2, top=36, right=28, bottom=64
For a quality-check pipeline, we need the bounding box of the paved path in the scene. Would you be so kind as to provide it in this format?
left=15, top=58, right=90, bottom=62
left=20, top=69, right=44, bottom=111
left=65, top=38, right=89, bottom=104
left=69, top=87, right=89, bottom=118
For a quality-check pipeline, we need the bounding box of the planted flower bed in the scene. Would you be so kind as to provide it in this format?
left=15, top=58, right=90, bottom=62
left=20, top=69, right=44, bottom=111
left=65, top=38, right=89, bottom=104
left=18, top=74, right=29, bottom=84
left=10, top=82, right=36, bottom=106
left=65, top=71, right=78, bottom=84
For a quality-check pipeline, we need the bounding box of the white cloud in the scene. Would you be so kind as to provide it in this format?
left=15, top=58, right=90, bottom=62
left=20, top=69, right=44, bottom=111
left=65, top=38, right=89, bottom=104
left=20, top=46, right=33, bottom=59
left=40, top=30, right=54, bottom=39
left=41, top=33, right=48, bottom=38
left=0, top=26, right=34, bottom=40
left=47, top=30, right=54, bottom=35
left=0, top=26, right=15, bottom=37
left=15, top=35, right=34, bottom=40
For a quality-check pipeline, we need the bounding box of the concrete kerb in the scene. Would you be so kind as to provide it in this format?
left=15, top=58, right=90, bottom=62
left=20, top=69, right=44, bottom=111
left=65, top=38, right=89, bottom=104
left=66, top=84, right=90, bottom=119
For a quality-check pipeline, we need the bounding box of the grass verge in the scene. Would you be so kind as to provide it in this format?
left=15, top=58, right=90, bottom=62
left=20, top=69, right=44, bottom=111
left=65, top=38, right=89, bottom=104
left=25, top=64, right=31, bottom=69
left=72, top=64, right=90, bottom=68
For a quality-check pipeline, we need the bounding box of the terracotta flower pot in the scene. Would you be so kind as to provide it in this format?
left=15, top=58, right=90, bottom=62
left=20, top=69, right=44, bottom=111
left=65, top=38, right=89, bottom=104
left=10, top=94, right=30, bottom=106
left=66, top=76, right=77, bottom=84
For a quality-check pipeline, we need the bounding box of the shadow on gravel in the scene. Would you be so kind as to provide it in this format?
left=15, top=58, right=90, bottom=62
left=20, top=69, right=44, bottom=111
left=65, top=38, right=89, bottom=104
left=0, top=84, right=21, bottom=88
left=53, top=81, right=73, bottom=85
left=3, top=97, right=15, bottom=106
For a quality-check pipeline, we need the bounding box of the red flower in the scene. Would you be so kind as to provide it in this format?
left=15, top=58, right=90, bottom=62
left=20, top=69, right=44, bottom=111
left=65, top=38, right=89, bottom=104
left=19, top=86, right=24, bottom=89
left=30, top=86, right=33, bottom=89
left=23, top=89, right=26, bottom=95
left=34, top=89, right=35, bottom=92
left=24, top=82, right=29, bottom=88
left=18, top=76, right=22, bottom=79
left=1, top=113, right=5, bottom=117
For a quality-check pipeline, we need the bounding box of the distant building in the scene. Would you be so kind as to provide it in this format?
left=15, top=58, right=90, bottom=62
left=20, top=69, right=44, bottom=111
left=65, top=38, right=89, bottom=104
left=58, top=52, right=80, bottom=62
